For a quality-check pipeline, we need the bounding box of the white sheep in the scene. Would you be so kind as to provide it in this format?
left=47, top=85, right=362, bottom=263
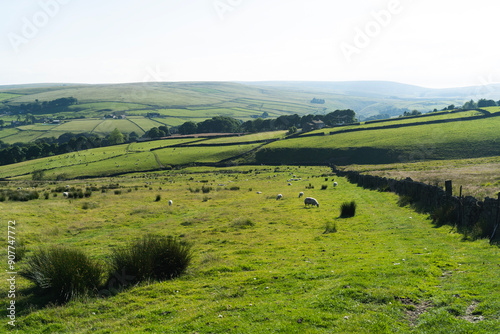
left=63, top=192, right=69, bottom=197
left=304, top=197, right=319, bottom=207
left=276, top=194, right=283, bottom=200
left=333, top=182, right=338, bottom=187
left=299, top=192, right=304, bottom=198
left=168, top=200, right=173, bottom=206
left=288, top=183, right=292, bottom=186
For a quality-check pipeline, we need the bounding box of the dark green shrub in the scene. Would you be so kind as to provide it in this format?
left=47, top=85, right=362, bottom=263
left=21, top=246, right=104, bottom=302
left=114, top=190, right=122, bottom=195
left=44, top=192, right=50, bottom=199
left=321, top=185, right=328, bottom=190
left=202, top=185, right=212, bottom=194
left=340, top=201, right=357, bottom=218
left=155, top=194, right=161, bottom=202
left=229, top=186, right=240, bottom=191
left=8, top=190, right=39, bottom=201
left=107, top=234, right=192, bottom=286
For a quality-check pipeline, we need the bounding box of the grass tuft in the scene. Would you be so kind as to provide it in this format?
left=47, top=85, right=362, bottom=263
left=107, top=234, right=192, bottom=286
left=340, top=201, right=357, bottom=218
left=21, top=246, right=104, bottom=302
left=231, top=218, right=255, bottom=229
left=323, top=221, right=337, bottom=234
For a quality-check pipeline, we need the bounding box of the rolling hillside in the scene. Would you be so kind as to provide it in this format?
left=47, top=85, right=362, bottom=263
left=0, top=110, right=498, bottom=181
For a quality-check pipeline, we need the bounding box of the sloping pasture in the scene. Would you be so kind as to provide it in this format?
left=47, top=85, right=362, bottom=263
left=0, top=166, right=499, bottom=332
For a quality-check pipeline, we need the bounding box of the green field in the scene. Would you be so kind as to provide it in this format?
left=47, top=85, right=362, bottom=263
left=1, top=166, right=499, bottom=332
left=0, top=92, right=21, bottom=101
left=258, top=116, right=500, bottom=165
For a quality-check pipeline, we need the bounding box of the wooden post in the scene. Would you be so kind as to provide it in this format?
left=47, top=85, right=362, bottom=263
left=458, top=186, right=463, bottom=227
left=490, top=193, right=500, bottom=243
left=445, top=180, right=453, bottom=197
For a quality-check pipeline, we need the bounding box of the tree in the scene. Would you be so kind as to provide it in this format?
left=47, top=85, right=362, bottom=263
left=477, top=99, right=497, bottom=108
left=179, top=122, right=198, bottom=135
left=129, top=132, right=139, bottom=142
left=462, top=100, right=477, bottom=110
left=158, top=126, right=170, bottom=136
left=32, top=169, right=45, bottom=181
left=287, top=126, right=297, bottom=135
left=108, top=128, right=125, bottom=145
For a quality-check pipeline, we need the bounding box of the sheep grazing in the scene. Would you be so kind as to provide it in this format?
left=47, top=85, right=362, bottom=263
left=168, top=200, right=173, bottom=206
left=276, top=194, right=283, bottom=200
left=304, top=197, right=319, bottom=207
left=288, top=183, right=292, bottom=186
left=333, top=182, right=338, bottom=187
left=299, top=192, right=304, bottom=198
left=63, top=192, right=69, bottom=197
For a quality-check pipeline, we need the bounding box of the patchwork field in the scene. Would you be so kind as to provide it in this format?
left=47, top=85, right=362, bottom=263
left=1, top=166, right=499, bottom=333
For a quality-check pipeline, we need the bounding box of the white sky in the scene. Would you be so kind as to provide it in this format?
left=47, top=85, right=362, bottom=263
left=1, top=0, right=499, bottom=88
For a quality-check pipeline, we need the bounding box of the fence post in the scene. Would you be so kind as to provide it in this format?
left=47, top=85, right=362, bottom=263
left=458, top=186, right=463, bottom=227
left=445, top=180, right=453, bottom=197
left=490, top=193, right=500, bottom=243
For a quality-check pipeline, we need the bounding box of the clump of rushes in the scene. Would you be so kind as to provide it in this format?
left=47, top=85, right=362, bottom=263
left=107, top=234, right=192, bottom=286
left=340, top=201, right=357, bottom=218
left=21, top=246, right=104, bottom=302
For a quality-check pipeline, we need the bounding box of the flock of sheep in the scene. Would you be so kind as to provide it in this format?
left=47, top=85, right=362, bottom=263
left=275, top=180, right=338, bottom=208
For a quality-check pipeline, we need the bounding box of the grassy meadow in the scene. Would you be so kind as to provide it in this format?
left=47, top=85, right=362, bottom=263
left=1, top=166, right=499, bottom=333
left=257, top=116, right=500, bottom=165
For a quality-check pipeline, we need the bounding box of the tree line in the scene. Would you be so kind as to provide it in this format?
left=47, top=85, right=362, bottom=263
left=0, top=109, right=357, bottom=167
left=1, top=97, right=78, bottom=116
left=176, top=110, right=356, bottom=135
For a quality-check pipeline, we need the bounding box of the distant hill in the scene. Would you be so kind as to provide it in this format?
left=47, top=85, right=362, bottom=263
left=1, top=81, right=496, bottom=123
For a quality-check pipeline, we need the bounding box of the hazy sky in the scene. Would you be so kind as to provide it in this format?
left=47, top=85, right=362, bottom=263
left=1, top=0, right=499, bottom=88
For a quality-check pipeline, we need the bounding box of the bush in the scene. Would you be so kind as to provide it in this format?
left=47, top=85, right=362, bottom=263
left=321, top=185, right=328, bottom=190
left=229, top=186, right=240, bottom=191
left=114, top=190, right=122, bottom=195
left=202, top=185, right=212, bottom=194
left=340, top=201, right=357, bottom=218
left=21, top=246, right=104, bottom=302
left=155, top=194, right=161, bottom=202
left=44, top=192, right=50, bottom=199
left=7, top=190, right=39, bottom=202
left=107, top=234, right=192, bottom=286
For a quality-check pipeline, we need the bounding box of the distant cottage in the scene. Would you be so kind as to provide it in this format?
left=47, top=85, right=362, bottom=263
left=302, top=120, right=325, bottom=132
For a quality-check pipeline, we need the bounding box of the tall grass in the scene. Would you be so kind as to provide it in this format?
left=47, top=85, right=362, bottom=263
left=340, top=201, right=357, bottom=218
left=21, top=246, right=104, bottom=302
left=107, top=234, right=192, bottom=286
